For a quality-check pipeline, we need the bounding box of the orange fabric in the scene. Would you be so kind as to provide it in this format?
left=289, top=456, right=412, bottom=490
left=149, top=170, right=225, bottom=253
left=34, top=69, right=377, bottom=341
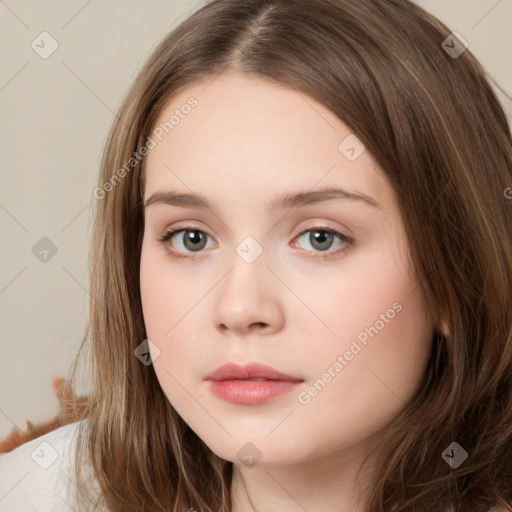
left=0, top=376, right=89, bottom=454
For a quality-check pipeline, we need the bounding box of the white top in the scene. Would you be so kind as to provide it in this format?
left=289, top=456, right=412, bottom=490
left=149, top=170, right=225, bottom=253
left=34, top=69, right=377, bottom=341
left=0, top=421, right=87, bottom=511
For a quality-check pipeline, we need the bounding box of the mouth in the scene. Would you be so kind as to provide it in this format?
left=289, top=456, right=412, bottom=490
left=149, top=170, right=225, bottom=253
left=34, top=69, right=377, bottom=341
left=204, top=362, right=303, bottom=405
left=205, top=362, right=302, bottom=382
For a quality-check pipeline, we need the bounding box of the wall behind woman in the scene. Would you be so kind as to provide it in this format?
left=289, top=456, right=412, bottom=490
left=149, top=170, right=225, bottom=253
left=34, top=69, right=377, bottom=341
left=0, top=0, right=511, bottom=440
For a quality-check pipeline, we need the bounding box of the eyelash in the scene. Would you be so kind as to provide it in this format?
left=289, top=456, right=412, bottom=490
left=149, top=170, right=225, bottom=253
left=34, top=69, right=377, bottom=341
left=157, top=225, right=354, bottom=261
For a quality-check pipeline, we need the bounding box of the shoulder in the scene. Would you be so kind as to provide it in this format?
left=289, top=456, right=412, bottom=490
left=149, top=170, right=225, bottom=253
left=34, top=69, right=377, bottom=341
left=0, top=420, right=88, bottom=511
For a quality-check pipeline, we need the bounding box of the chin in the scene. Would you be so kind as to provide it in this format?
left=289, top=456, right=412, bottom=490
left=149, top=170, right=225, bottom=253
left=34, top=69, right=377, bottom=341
left=195, top=431, right=315, bottom=468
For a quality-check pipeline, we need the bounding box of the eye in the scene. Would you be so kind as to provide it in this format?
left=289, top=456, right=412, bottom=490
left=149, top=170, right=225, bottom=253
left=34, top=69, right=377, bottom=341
left=291, top=227, right=354, bottom=260
left=157, top=228, right=214, bottom=259
left=157, top=225, right=354, bottom=261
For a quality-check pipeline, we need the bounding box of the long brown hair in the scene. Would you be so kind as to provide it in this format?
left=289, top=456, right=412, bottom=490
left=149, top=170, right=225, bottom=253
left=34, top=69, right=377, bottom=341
left=66, top=0, right=512, bottom=510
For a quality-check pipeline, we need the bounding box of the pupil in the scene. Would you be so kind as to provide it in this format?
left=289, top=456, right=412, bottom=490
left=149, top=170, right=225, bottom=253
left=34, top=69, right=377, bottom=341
left=185, top=231, right=205, bottom=251
left=312, top=230, right=332, bottom=250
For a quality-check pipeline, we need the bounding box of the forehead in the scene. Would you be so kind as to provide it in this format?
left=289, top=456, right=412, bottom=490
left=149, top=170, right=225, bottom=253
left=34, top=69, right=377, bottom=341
left=143, top=72, right=393, bottom=214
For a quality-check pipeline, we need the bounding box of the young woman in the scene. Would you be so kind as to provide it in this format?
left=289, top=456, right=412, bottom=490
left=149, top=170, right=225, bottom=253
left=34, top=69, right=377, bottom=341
left=1, top=0, right=511, bottom=511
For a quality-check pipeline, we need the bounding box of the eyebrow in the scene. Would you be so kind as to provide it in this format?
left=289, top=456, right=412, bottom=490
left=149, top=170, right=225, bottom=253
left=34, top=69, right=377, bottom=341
left=144, top=187, right=381, bottom=211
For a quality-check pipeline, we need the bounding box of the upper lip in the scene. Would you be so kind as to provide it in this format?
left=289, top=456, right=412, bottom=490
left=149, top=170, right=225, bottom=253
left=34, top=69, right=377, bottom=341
left=205, top=362, right=303, bottom=382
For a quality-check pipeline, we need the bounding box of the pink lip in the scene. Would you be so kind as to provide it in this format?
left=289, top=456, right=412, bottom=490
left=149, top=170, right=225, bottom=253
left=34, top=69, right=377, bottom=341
left=205, top=362, right=303, bottom=405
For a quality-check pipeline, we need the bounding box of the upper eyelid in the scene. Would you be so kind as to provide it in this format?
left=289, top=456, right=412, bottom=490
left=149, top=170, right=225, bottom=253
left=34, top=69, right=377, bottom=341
left=163, top=223, right=350, bottom=239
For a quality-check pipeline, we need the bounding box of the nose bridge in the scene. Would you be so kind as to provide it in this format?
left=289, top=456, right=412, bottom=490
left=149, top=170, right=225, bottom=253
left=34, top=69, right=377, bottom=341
left=235, top=234, right=266, bottom=267
left=212, top=231, right=282, bottom=332
left=224, top=233, right=268, bottom=297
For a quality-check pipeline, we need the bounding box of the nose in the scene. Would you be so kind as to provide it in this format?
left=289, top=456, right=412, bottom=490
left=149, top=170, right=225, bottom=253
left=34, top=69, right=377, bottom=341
left=212, top=247, right=285, bottom=336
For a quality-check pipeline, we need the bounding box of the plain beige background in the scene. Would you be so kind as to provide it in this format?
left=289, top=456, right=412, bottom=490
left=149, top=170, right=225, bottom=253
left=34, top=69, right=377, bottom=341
left=1, top=0, right=511, bottom=440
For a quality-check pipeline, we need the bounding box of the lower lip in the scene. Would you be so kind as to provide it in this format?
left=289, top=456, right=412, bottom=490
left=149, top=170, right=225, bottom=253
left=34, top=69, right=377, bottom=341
left=208, top=379, right=302, bottom=404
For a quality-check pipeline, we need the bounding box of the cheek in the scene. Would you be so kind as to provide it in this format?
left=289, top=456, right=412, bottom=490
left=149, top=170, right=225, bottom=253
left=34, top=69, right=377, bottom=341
left=140, top=243, right=186, bottom=372
left=139, top=242, right=212, bottom=389
left=291, top=283, right=432, bottom=458
left=140, top=248, right=169, bottom=341
left=293, top=234, right=433, bottom=422
left=297, top=276, right=427, bottom=429
left=139, top=240, right=199, bottom=341
left=286, top=233, right=422, bottom=359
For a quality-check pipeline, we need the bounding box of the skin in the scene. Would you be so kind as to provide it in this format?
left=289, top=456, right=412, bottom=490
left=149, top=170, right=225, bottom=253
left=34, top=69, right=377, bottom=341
left=139, top=72, right=434, bottom=512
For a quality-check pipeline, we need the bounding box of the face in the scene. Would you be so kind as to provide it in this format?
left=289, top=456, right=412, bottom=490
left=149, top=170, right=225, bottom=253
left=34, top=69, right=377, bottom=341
left=139, top=72, right=434, bottom=468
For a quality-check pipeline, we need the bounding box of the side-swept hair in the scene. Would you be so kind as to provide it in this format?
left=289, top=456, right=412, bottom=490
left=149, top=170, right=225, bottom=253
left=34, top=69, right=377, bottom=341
left=66, top=0, right=512, bottom=510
